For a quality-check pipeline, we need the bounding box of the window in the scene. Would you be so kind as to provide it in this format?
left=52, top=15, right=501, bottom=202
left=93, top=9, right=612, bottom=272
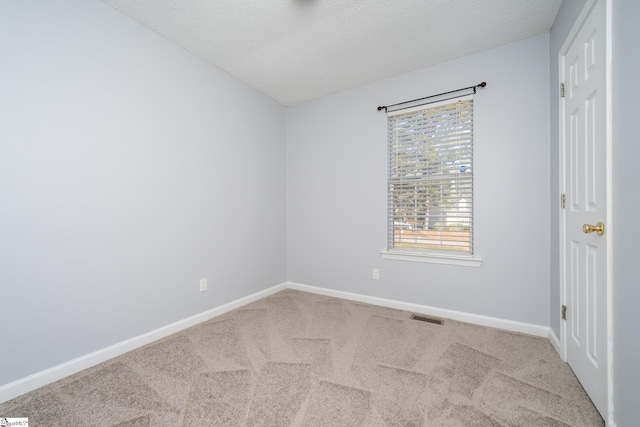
left=384, top=95, right=479, bottom=265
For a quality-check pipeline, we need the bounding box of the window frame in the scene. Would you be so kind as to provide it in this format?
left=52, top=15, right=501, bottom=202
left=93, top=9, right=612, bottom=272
left=381, top=95, right=482, bottom=267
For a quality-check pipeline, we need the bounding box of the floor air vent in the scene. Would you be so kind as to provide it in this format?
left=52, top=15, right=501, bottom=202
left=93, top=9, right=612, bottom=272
left=410, top=314, right=444, bottom=325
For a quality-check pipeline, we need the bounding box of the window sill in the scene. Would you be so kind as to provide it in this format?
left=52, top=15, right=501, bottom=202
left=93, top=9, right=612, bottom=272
left=380, top=250, right=482, bottom=267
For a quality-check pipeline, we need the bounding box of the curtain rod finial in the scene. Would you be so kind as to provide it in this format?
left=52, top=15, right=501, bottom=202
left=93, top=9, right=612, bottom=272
left=479, top=82, right=487, bottom=88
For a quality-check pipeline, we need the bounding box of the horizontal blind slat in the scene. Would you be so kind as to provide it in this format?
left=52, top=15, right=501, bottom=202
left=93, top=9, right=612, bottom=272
left=387, top=96, right=474, bottom=254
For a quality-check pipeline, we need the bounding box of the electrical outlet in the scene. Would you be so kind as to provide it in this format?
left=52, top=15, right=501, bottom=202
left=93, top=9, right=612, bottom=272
left=199, top=278, right=207, bottom=292
left=373, top=268, right=380, bottom=280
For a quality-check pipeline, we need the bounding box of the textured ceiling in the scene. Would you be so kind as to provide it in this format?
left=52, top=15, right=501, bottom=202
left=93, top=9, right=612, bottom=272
left=102, top=0, right=562, bottom=105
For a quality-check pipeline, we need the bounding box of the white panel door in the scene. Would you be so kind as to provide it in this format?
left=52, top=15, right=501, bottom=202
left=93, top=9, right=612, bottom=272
left=561, top=0, right=608, bottom=419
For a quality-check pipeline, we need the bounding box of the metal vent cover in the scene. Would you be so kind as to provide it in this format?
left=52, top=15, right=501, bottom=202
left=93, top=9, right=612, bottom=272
left=410, top=314, right=444, bottom=325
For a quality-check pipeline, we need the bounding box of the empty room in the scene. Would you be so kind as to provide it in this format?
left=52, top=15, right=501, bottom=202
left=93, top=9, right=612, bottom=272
left=0, top=0, right=638, bottom=426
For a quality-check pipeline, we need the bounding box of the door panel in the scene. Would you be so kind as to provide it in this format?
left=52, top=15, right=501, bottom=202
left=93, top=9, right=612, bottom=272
left=561, top=0, right=607, bottom=419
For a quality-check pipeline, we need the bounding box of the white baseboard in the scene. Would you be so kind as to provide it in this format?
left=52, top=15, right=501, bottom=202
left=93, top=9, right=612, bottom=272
left=0, top=282, right=287, bottom=404
left=548, top=327, right=561, bottom=355
left=286, top=282, right=550, bottom=338
left=1, top=280, right=553, bottom=404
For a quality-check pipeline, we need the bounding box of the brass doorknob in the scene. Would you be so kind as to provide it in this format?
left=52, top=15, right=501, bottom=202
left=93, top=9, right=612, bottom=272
left=582, top=222, right=605, bottom=236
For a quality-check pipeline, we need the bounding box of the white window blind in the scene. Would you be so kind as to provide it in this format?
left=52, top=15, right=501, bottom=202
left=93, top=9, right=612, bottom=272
left=387, top=95, right=474, bottom=255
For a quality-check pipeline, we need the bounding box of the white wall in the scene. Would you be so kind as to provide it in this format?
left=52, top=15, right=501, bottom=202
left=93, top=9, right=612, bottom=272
left=0, top=0, right=286, bottom=386
left=612, top=0, right=640, bottom=424
left=287, top=35, right=551, bottom=326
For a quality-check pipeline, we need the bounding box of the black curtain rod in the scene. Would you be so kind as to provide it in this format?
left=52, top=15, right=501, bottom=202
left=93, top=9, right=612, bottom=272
left=377, top=81, right=487, bottom=112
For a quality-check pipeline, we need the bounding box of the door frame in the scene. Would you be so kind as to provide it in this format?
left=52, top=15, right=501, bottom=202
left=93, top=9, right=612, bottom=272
left=558, top=0, right=613, bottom=423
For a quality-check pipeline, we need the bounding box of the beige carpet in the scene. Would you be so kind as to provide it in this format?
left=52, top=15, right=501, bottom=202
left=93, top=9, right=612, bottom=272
left=0, top=289, right=604, bottom=426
